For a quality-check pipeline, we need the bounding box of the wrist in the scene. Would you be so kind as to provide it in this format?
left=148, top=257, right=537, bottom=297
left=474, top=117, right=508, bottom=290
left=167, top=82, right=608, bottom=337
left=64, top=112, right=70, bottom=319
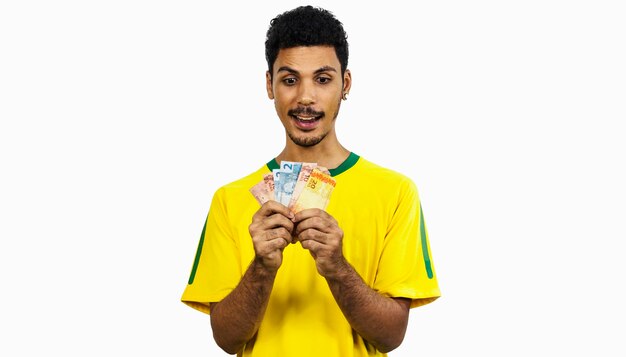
left=324, top=257, right=353, bottom=282
left=251, top=257, right=279, bottom=279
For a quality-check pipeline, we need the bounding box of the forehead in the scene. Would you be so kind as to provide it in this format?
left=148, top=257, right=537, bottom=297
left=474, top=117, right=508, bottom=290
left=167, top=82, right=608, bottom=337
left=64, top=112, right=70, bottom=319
left=273, top=46, right=340, bottom=74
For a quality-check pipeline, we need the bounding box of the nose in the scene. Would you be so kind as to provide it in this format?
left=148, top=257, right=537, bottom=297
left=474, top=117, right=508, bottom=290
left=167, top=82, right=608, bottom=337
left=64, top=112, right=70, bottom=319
left=297, top=81, right=316, bottom=106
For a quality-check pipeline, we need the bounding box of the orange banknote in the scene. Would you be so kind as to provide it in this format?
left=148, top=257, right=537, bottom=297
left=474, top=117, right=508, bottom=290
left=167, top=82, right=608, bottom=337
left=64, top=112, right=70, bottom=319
left=290, top=168, right=336, bottom=213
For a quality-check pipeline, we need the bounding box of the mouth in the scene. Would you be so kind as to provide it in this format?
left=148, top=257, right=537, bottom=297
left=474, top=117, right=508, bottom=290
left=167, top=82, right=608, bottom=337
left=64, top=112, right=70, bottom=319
left=289, top=110, right=324, bottom=130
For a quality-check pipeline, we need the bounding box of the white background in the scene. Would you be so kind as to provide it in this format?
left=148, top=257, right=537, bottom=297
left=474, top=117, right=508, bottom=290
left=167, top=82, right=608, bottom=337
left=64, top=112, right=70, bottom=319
left=1, top=1, right=625, bottom=356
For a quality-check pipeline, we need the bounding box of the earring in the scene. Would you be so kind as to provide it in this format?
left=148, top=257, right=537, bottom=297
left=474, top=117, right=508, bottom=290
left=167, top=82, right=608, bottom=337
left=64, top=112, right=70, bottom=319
left=342, top=92, right=348, bottom=100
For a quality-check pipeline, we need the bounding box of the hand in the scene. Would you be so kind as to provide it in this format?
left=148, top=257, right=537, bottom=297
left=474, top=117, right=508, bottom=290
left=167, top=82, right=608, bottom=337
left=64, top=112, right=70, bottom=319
left=293, top=208, right=346, bottom=278
left=248, top=201, right=295, bottom=272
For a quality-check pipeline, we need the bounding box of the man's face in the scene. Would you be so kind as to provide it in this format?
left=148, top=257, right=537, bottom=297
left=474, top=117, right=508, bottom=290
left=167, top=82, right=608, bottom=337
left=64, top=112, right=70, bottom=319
left=266, top=46, right=351, bottom=147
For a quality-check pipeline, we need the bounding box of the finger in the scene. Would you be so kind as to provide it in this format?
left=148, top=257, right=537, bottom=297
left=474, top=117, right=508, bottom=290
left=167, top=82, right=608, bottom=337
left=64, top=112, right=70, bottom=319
left=266, top=227, right=293, bottom=244
left=250, top=212, right=294, bottom=236
left=271, top=237, right=289, bottom=250
left=293, top=208, right=326, bottom=223
left=293, top=216, right=334, bottom=236
left=300, top=238, right=323, bottom=253
left=296, top=228, right=327, bottom=244
left=253, top=200, right=295, bottom=222
left=257, top=237, right=289, bottom=255
left=260, top=213, right=295, bottom=232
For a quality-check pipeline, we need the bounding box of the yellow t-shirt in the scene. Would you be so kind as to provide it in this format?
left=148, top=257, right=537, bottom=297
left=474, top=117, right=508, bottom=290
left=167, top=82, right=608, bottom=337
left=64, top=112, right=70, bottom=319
left=182, top=153, right=440, bottom=356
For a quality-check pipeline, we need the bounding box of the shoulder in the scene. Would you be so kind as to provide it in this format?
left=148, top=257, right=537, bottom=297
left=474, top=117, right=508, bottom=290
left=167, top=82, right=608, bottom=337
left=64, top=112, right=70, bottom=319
left=213, top=165, right=269, bottom=200
left=335, top=156, right=421, bottom=209
left=346, top=157, right=418, bottom=191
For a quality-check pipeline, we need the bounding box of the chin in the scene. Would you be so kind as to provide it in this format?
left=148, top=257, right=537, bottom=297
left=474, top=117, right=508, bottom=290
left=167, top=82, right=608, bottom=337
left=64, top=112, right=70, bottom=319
left=288, top=132, right=328, bottom=147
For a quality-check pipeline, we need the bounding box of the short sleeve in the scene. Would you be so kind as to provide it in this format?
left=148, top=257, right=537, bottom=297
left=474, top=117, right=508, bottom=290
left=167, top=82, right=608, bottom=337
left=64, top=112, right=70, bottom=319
left=181, top=187, right=244, bottom=314
left=373, top=179, right=441, bottom=308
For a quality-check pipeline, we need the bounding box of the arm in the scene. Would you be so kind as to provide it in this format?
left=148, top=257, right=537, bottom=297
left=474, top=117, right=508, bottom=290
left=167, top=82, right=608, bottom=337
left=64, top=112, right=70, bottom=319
left=294, top=209, right=410, bottom=353
left=326, top=261, right=411, bottom=353
left=209, top=259, right=276, bottom=354
left=210, top=201, right=295, bottom=354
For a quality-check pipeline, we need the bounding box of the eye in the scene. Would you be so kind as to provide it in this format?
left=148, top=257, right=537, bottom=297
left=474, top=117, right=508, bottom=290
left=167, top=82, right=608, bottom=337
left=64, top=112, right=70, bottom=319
left=283, top=77, right=297, bottom=86
left=317, top=76, right=331, bottom=84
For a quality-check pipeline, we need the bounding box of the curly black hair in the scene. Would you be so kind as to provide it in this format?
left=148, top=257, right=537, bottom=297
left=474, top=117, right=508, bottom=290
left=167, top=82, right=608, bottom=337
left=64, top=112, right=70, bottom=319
left=265, top=6, right=349, bottom=78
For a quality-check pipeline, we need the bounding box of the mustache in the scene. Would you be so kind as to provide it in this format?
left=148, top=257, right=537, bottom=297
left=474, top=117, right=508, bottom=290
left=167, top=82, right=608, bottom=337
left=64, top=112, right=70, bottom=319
left=288, top=107, right=325, bottom=118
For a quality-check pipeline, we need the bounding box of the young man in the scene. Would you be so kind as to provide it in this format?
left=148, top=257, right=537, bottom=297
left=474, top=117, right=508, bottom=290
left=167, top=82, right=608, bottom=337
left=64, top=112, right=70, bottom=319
left=182, top=6, right=440, bottom=356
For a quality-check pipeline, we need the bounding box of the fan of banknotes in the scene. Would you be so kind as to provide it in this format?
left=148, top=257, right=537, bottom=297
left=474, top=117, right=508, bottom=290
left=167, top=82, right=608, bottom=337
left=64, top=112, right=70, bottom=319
left=249, top=161, right=336, bottom=213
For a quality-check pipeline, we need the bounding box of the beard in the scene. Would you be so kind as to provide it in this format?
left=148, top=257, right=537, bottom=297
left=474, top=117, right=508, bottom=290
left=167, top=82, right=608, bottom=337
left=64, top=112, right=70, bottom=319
left=287, top=131, right=328, bottom=147
left=286, top=98, right=342, bottom=148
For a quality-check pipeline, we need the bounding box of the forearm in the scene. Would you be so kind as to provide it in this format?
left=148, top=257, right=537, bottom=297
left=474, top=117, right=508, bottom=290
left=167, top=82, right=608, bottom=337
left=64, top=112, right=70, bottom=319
left=209, top=258, right=276, bottom=354
left=326, top=260, right=410, bottom=353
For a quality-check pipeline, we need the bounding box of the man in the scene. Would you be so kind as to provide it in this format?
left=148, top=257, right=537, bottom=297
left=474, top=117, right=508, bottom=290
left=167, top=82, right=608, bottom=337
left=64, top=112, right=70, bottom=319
left=182, top=6, right=440, bottom=356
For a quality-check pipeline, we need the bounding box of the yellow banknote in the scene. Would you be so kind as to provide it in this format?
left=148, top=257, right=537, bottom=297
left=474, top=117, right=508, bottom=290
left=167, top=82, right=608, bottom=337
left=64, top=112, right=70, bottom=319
left=291, top=168, right=336, bottom=213
left=288, top=162, right=317, bottom=209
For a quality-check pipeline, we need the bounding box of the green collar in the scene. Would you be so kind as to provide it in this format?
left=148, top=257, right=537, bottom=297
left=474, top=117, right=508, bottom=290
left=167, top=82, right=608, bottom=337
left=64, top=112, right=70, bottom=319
left=266, top=152, right=360, bottom=177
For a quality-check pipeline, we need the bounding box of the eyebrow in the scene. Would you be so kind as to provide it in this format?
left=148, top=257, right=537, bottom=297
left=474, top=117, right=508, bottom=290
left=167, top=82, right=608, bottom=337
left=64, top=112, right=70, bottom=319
left=276, top=66, right=338, bottom=75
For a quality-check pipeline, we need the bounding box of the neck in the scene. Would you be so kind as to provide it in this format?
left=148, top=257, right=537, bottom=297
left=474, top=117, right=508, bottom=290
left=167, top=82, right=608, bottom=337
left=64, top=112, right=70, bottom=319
left=275, top=135, right=350, bottom=170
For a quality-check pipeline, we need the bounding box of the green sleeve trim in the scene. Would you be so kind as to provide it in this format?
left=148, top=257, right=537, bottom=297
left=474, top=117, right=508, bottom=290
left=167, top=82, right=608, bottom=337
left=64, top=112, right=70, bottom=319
left=187, top=218, right=207, bottom=285
left=266, top=152, right=360, bottom=177
left=420, top=205, right=434, bottom=279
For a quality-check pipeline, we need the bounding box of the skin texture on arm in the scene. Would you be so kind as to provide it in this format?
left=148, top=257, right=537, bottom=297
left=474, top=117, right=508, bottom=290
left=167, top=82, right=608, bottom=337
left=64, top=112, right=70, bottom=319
left=209, top=201, right=295, bottom=354
left=293, top=208, right=411, bottom=353
left=326, top=263, right=411, bottom=353
left=209, top=260, right=276, bottom=354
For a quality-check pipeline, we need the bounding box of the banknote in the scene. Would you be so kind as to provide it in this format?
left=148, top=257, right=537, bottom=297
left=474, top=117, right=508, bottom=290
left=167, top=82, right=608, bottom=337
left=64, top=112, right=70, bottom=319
left=263, top=173, right=275, bottom=196
left=317, top=166, right=330, bottom=175
left=280, top=161, right=303, bottom=174
left=249, top=173, right=275, bottom=205
left=274, top=161, right=302, bottom=206
left=251, top=162, right=335, bottom=212
left=273, top=169, right=283, bottom=204
left=290, top=168, right=336, bottom=213
left=287, top=162, right=317, bottom=209
left=250, top=179, right=272, bottom=205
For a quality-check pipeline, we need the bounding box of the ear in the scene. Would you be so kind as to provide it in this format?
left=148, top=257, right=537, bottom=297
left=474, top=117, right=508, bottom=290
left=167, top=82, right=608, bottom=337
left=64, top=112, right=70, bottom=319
left=266, top=71, right=274, bottom=100
left=342, top=69, right=352, bottom=97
